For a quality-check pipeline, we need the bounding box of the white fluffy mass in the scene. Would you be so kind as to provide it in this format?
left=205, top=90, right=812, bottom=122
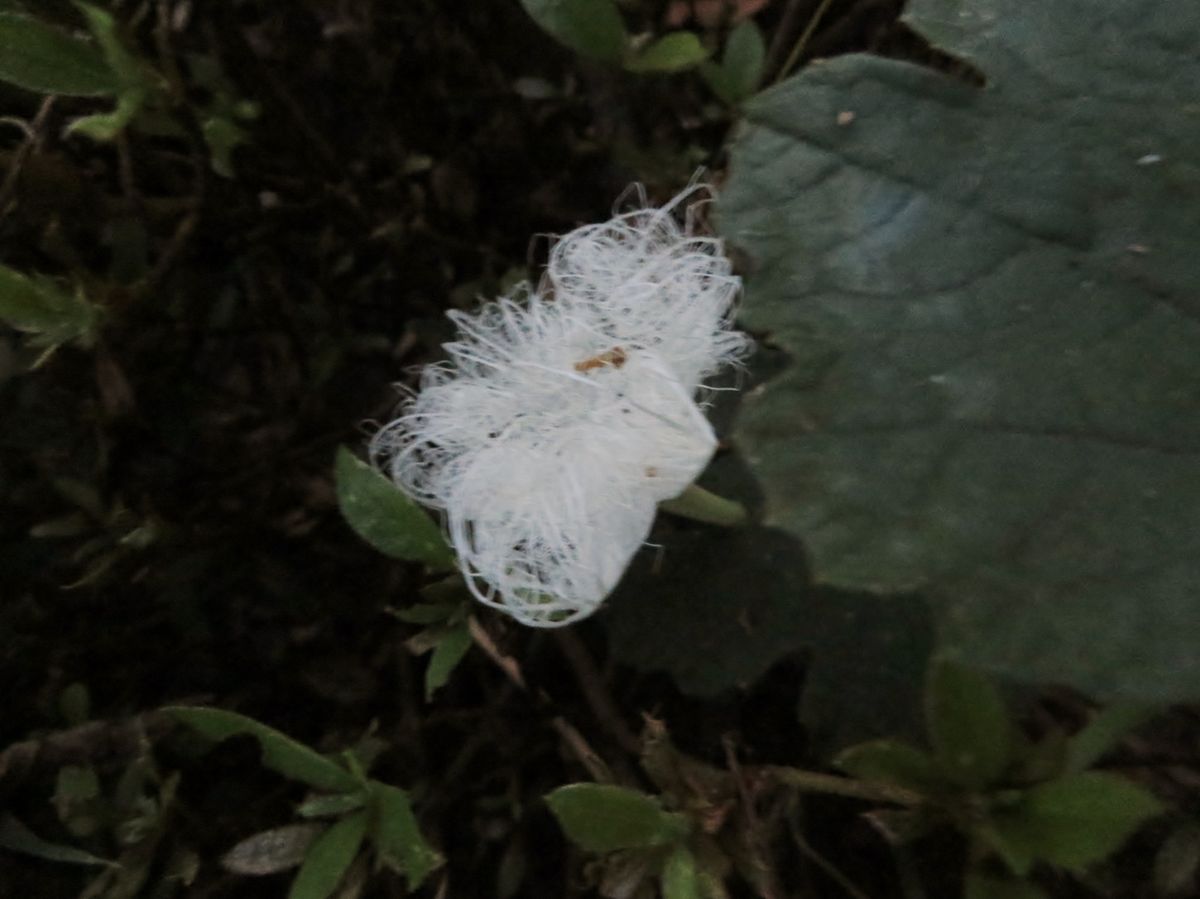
left=371, top=186, right=748, bottom=626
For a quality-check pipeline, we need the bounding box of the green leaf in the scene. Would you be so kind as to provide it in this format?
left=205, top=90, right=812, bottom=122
left=988, top=772, right=1163, bottom=873
left=662, top=845, right=701, bottom=899
left=719, top=0, right=1200, bottom=701
left=721, top=20, right=764, bottom=95
left=424, top=622, right=472, bottom=700
left=165, top=706, right=359, bottom=794
left=0, top=265, right=99, bottom=348
left=288, top=811, right=367, bottom=899
left=297, top=793, right=368, bottom=820
left=370, top=783, right=442, bottom=889
left=545, top=784, right=690, bottom=853
left=0, top=814, right=112, bottom=867
left=625, top=32, right=709, bottom=74
left=73, top=2, right=151, bottom=90
left=925, top=660, right=1013, bottom=790
left=1066, top=702, right=1158, bottom=774
left=518, top=0, right=627, bottom=62
left=1010, top=727, right=1068, bottom=786
left=66, top=87, right=145, bottom=141
left=334, top=447, right=454, bottom=569
left=0, top=11, right=116, bottom=96
left=834, top=739, right=943, bottom=793
left=700, top=20, right=764, bottom=104
left=965, top=871, right=1050, bottom=899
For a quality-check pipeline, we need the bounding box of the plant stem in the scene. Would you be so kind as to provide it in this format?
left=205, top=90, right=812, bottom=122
left=767, top=766, right=924, bottom=807
left=777, top=0, right=837, bottom=82
left=659, top=484, right=748, bottom=527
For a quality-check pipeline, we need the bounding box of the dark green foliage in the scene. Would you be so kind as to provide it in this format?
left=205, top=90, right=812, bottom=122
left=720, top=0, right=1200, bottom=700
left=545, top=783, right=690, bottom=853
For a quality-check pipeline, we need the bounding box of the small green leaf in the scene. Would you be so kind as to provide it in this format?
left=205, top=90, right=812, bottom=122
left=297, top=792, right=368, bottom=820
left=0, top=814, right=112, bottom=867
left=721, top=20, right=764, bottom=96
left=288, top=811, right=367, bottom=899
left=1066, top=702, right=1157, bottom=774
left=545, top=784, right=690, bottom=853
left=202, top=116, right=251, bottom=178
left=518, top=0, right=628, bottom=62
left=334, top=447, right=454, bottom=569
left=371, top=783, right=442, bottom=889
left=662, top=845, right=701, bottom=899
left=834, top=739, right=944, bottom=793
left=701, top=19, right=764, bottom=104
left=73, top=2, right=152, bottom=90
left=965, top=870, right=1050, bottom=899
left=625, top=32, right=709, bottom=74
left=424, top=622, right=472, bottom=700
left=0, top=265, right=99, bottom=348
left=0, top=11, right=116, bottom=96
left=988, top=772, right=1163, bottom=873
left=165, top=706, right=359, bottom=794
left=926, top=660, right=1013, bottom=790
left=66, top=87, right=145, bottom=141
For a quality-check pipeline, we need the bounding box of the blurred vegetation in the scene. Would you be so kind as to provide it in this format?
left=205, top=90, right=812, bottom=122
left=1, top=2, right=1195, bottom=898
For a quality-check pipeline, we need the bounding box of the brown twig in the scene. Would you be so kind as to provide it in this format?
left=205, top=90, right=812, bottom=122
left=724, top=735, right=784, bottom=899
left=465, top=616, right=628, bottom=783
left=0, top=96, right=56, bottom=222
left=764, top=765, right=923, bottom=807
left=762, top=0, right=818, bottom=82
left=467, top=615, right=526, bottom=690
left=552, top=630, right=639, bottom=755
left=777, top=0, right=839, bottom=81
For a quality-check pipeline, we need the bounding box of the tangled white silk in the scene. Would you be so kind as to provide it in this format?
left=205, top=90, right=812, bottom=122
left=371, top=187, right=747, bottom=626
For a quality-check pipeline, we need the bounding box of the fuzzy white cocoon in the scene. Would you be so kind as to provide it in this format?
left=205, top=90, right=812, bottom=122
left=372, top=187, right=746, bottom=627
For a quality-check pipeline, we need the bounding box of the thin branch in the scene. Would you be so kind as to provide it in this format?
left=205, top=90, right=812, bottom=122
left=0, top=96, right=56, bottom=222
left=552, top=630, right=639, bottom=754
left=764, top=765, right=923, bottom=807
left=777, top=0, right=839, bottom=82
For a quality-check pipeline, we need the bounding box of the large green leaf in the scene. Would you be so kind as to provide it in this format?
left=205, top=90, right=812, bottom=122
left=545, top=784, right=690, bottom=853
left=719, top=0, right=1200, bottom=699
left=334, top=447, right=455, bottom=569
left=0, top=11, right=117, bottom=96
left=165, top=706, right=359, bottom=794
